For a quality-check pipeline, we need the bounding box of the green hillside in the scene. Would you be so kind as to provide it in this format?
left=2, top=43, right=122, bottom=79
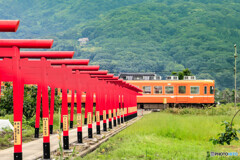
left=0, top=0, right=240, bottom=89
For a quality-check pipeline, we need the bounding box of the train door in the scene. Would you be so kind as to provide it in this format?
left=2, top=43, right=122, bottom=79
left=176, top=84, right=179, bottom=103
left=203, top=84, right=208, bottom=103
left=175, top=84, right=179, bottom=103
left=176, top=84, right=187, bottom=103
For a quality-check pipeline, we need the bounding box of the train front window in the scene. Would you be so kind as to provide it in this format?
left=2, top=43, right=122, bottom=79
left=210, top=86, right=214, bottom=94
left=191, top=86, right=200, bottom=94
left=178, top=86, right=186, bottom=94
left=154, top=86, right=162, bottom=94
left=165, top=86, right=174, bottom=94
left=204, top=86, right=207, bottom=94
left=143, top=86, right=151, bottom=94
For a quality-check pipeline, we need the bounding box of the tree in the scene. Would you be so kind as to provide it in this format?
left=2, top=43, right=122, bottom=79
left=182, top=68, right=192, bottom=77
left=172, top=68, right=193, bottom=80
left=0, top=82, right=61, bottom=120
left=23, top=85, right=38, bottom=120
left=0, top=83, right=13, bottom=116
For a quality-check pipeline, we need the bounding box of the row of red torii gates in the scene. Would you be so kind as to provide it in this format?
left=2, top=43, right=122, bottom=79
left=0, top=20, right=142, bottom=160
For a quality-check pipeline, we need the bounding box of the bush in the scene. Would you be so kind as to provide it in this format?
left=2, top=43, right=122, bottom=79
left=210, top=121, right=240, bottom=145
left=0, top=127, right=13, bottom=149
left=0, top=83, right=61, bottom=120
left=163, top=104, right=238, bottom=116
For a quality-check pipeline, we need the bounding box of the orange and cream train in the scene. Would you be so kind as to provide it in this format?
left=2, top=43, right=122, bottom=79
left=125, top=80, right=215, bottom=108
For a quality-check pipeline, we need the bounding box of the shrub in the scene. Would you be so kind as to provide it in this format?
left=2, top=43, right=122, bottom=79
left=0, top=127, right=13, bottom=149
left=163, top=104, right=238, bottom=116
left=0, top=83, right=61, bottom=120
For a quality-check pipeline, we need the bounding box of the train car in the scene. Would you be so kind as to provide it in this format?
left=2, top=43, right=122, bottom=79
left=0, top=76, right=215, bottom=110
left=118, top=73, right=215, bottom=109
left=127, top=79, right=215, bottom=109
left=62, top=73, right=215, bottom=109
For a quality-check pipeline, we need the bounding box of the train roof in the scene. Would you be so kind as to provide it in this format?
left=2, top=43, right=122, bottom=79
left=126, top=80, right=215, bottom=83
left=119, top=73, right=155, bottom=76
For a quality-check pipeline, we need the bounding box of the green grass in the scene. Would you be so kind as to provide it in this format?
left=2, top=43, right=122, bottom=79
left=77, top=107, right=240, bottom=160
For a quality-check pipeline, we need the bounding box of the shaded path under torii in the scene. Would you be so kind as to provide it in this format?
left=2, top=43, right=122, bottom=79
left=0, top=121, right=105, bottom=160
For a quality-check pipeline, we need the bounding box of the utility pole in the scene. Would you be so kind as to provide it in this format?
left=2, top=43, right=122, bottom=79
left=234, top=44, right=237, bottom=107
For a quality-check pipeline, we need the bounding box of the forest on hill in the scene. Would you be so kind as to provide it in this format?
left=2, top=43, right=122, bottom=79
left=0, top=0, right=240, bottom=89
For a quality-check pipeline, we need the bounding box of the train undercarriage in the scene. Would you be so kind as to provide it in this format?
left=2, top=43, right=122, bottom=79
left=137, top=103, right=216, bottom=109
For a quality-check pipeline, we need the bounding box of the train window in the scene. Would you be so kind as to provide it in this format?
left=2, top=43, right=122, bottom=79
left=191, top=86, right=200, bottom=94
left=165, top=86, right=174, bottom=94
left=204, top=86, right=207, bottom=94
left=154, top=86, right=162, bottom=94
left=178, top=86, right=186, bottom=94
left=143, top=86, right=151, bottom=94
left=210, top=86, right=214, bottom=94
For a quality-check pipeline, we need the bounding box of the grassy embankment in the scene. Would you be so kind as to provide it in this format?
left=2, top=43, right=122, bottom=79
left=78, top=104, right=240, bottom=160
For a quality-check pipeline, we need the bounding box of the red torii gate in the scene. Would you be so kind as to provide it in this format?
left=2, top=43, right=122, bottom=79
left=79, top=71, right=108, bottom=135
left=104, top=77, right=124, bottom=128
left=68, top=66, right=102, bottom=138
left=19, top=57, right=97, bottom=156
left=24, top=58, right=94, bottom=151
left=117, top=81, right=127, bottom=123
left=49, top=61, right=96, bottom=149
left=71, top=69, right=103, bottom=143
left=0, top=39, right=53, bottom=160
left=19, top=51, right=77, bottom=138
left=0, top=20, right=19, bottom=32
left=78, top=72, right=109, bottom=134
left=50, top=61, right=139, bottom=148
left=80, top=73, right=115, bottom=135
left=97, top=76, right=119, bottom=130
left=19, top=58, right=73, bottom=159
left=59, top=69, right=114, bottom=139
left=122, top=83, right=141, bottom=121
left=93, top=75, right=115, bottom=130
left=113, top=79, right=124, bottom=125
left=47, top=59, right=89, bottom=130
left=106, top=79, right=123, bottom=127
left=50, top=65, right=100, bottom=141
left=108, top=79, right=141, bottom=122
